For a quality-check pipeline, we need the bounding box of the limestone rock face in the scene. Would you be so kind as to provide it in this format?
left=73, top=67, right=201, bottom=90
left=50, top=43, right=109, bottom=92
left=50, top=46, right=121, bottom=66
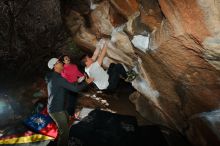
left=139, top=0, right=163, bottom=31
left=90, top=1, right=114, bottom=35
left=100, top=38, right=135, bottom=66
left=186, top=110, right=220, bottom=146
left=65, top=10, right=97, bottom=50
left=65, top=1, right=220, bottom=145
left=65, top=11, right=85, bottom=35
left=110, top=0, right=139, bottom=18
left=129, top=91, right=175, bottom=128
left=125, top=11, right=148, bottom=35
left=74, top=26, right=97, bottom=50
left=158, top=0, right=220, bottom=70
left=90, top=1, right=126, bottom=36
left=158, top=0, right=210, bottom=40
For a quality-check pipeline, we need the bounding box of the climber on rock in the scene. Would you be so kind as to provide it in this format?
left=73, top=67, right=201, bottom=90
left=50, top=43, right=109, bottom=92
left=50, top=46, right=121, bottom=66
left=80, top=41, right=137, bottom=92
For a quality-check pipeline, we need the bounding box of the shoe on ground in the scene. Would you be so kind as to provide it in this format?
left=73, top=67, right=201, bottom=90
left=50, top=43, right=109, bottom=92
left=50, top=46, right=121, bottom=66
left=68, top=114, right=81, bottom=126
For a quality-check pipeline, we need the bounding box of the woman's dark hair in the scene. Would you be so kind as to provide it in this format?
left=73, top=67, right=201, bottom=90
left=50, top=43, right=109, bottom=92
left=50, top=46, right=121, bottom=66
left=59, top=54, right=69, bottom=63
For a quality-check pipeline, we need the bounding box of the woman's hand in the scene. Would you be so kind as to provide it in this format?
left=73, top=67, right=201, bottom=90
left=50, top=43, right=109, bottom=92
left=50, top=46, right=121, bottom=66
left=77, top=76, right=85, bottom=83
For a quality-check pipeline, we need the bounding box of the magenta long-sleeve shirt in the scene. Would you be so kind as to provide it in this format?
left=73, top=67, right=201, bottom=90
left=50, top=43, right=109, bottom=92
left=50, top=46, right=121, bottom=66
left=61, top=64, right=84, bottom=83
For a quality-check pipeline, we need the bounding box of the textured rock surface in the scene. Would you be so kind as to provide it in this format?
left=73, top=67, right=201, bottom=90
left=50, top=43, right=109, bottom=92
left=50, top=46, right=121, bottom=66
left=90, top=1, right=126, bottom=36
left=90, top=1, right=114, bottom=35
left=65, top=10, right=97, bottom=51
left=158, top=0, right=220, bottom=70
left=74, top=25, right=97, bottom=50
left=0, top=0, right=67, bottom=78
left=129, top=91, right=173, bottom=128
left=139, top=0, right=163, bottom=31
left=110, top=0, right=139, bottom=18
left=186, top=110, right=220, bottom=146
left=198, top=0, right=220, bottom=70
left=64, top=1, right=220, bottom=146
left=159, top=0, right=210, bottom=40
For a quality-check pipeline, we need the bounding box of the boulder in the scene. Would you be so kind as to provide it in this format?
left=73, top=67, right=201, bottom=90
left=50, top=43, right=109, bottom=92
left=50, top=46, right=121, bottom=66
left=139, top=0, right=163, bottom=31
left=110, top=0, right=139, bottom=18
left=90, top=1, right=125, bottom=36
left=125, top=11, right=149, bottom=35
left=64, top=1, right=220, bottom=145
left=65, top=11, right=85, bottom=35
left=186, top=110, right=220, bottom=146
left=74, top=26, right=97, bottom=51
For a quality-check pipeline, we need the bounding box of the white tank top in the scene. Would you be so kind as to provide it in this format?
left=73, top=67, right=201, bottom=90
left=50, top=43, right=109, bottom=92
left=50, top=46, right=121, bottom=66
left=85, top=61, right=109, bottom=90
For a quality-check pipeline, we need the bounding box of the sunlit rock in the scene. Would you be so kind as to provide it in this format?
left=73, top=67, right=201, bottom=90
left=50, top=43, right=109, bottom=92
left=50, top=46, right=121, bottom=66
left=110, top=0, right=139, bottom=18
left=65, top=10, right=97, bottom=50
left=148, top=19, right=173, bottom=50
left=201, top=0, right=220, bottom=61
left=109, top=27, right=136, bottom=66
left=131, top=35, right=150, bottom=53
left=203, top=36, right=220, bottom=70
left=139, top=0, right=163, bottom=31
left=74, top=26, right=97, bottom=50
left=131, top=58, right=159, bottom=100
left=65, top=11, right=85, bottom=35
left=125, top=11, right=148, bottom=35
left=96, top=37, right=135, bottom=66
left=90, top=1, right=114, bottom=35
left=158, top=0, right=210, bottom=40
left=197, top=0, right=220, bottom=36
left=129, top=91, right=175, bottom=128
left=90, top=0, right=99, bottom=10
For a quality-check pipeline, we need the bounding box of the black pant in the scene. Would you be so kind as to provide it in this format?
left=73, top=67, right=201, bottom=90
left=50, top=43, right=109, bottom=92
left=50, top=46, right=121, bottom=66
left=107, top=63, right=127, bottom=91
left=66, top=91, right=78, bottom=116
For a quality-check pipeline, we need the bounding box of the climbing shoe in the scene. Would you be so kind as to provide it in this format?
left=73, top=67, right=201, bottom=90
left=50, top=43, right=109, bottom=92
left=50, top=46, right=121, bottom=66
left=125, top=70, right=137, bottom=82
